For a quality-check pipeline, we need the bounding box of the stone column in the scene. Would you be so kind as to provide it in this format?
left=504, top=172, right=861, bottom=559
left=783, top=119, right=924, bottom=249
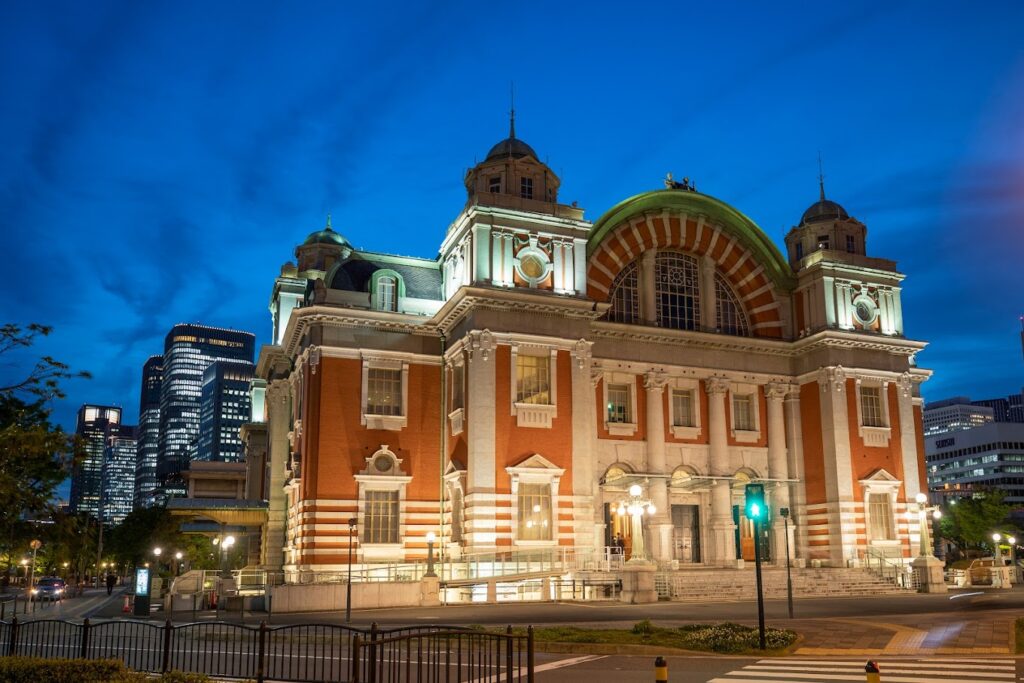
left=262, top=379, right=291, bottom=571
left=640, top=251, right=657, bottom=324
left=644, top=371, right=671, bottom=562
left=765, top=383, right=792, bottom=565
left=571, top=341, right=597, bottom=551
left=464, top=330, right=497, bottom=551
left=706, top=377, right=736, bottom=566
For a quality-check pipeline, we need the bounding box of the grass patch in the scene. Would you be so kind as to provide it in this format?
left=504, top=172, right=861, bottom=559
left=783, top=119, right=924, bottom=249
left=1016, top=618, right=1024, bottom=654
left=510, top=620, right=797, bottom=654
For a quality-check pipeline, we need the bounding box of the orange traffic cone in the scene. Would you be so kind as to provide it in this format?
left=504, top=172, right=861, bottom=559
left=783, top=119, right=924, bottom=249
left=122, top=595, right=132, bottom=613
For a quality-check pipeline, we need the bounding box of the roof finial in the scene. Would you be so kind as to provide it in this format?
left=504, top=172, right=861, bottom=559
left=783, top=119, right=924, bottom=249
left=509, top=81, right=516, bottom=139
left=326, top=213, right=332, bottom=230
left=817, top=151, right=826, bottom=202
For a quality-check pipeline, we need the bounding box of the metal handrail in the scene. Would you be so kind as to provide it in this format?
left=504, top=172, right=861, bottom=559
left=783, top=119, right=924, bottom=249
left=863, top=547, right=919, bottom=590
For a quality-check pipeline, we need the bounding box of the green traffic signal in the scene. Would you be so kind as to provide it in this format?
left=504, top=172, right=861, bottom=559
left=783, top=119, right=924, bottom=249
left=745, top=483, right=766, bottom=520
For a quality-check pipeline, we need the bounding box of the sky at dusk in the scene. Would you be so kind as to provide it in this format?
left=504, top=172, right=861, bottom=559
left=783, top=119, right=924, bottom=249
left=2, top=0, right=1023, bottom=464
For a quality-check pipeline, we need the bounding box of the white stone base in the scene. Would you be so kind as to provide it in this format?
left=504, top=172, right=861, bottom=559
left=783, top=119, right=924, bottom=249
left=911, top=556, right=947, bottom=593
left=619, top=563, right=658, bottom=604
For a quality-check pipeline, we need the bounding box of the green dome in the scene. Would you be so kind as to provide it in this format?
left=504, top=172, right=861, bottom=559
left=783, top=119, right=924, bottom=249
left=302, top=225, right=349, bottom=247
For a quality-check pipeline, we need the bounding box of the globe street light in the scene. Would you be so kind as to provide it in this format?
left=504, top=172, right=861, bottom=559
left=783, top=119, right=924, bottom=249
left=1008, top=536, right=1019, bottom=583
left=617, top=484, right=655, bottom=563
left=913, top=493, right=941, bottom=558
left=220, top=536, right=236, bottom=579
left=992, top=533, right=1002, bottom=563
left=424, top=531, right=437, bottom=578
left=174, top=552, right=184, bottom=577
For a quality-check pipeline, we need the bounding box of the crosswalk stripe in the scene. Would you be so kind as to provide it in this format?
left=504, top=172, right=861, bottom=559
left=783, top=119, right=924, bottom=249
left=757, top=659, right=1014, bottom=670
left=747, top=664, right=1013, bottom=676
left=719, top=675, right=1005, bottom=683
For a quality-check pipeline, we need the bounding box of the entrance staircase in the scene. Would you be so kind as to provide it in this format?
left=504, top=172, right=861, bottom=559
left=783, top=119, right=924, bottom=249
left=653, top=566, right=911, bottom=601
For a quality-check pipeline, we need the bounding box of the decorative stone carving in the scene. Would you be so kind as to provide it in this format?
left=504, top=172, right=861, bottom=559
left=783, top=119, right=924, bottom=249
left=705, top=376, right=730, bottom=395
left=308, top=346, right=320, bottom=375
left=897, top=372, right=913, bottom=398
left=572, top=339, right=592, bottom=369
left=764, top=382, right=790, bottom=401
left=468, top=329, right=495, bottom=363
left=643, top=370, right=669, bottom=391
left=819, top=366, right=846, bottom=393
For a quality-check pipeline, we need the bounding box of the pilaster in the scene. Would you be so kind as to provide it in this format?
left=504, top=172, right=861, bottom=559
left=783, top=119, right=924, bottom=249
left=262, top=379, right=291, bottom=571
left=571, top=340, right=597, bottom=549
left=706, top=377, right=736, bottom=566
left=464, top=330, right=497, bottom=550
left=818, top=367, right=856, bottom=565
left=765, top=382, right=792, bottom=565
left=644, top=370, right=671, bottom=561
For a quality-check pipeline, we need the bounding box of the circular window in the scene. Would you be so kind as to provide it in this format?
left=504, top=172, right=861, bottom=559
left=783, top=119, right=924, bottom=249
left=373, top=455, right=393, bottom=473
left=852, top=295, right=879, bottom=326
left=514, top=247, right=552, bottom=286
left=520, top=254, right=544, bottom=280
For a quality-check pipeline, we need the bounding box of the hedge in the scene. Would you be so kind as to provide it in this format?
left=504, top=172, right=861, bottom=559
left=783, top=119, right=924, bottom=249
left=0, top=657, right=211, bottom=683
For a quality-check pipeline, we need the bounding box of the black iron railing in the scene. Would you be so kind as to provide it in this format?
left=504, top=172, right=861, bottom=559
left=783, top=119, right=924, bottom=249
left=0, top=617, right=533, bottom=683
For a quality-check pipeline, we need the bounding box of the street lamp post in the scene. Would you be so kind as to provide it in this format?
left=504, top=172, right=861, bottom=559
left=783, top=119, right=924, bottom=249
left=780, top=507, right=793, bottom=619
left=992, top=533, right=1004, bottom=588
left=424, top=531, right=437, bottom=578
left=1008, top=536, right=1019, bottom=584
left=616, top=484, right=655, bottom=563
left=346, top=518, right=356, bottom=623
left=220, top=536, right=235, bottom=579
left=910, top=492, right=946, bottom=593
left=175, top=552, right=183, bottom=577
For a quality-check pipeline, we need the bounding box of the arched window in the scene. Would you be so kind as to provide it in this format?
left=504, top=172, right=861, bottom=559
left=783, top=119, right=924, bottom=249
left=714, top=273, right=748, bottom=336
left=604, top=261, right=639, bottom=324
left=655, top=252, right=700, bottom=331
left=375, top=275, right=398, bottom=312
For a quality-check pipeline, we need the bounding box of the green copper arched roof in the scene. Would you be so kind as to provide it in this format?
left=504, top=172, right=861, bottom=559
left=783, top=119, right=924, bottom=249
left=587, top=189, right=796, bottom=291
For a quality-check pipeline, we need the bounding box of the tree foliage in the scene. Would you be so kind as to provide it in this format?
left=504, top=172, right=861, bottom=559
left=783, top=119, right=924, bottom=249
left=940, top=489, right=1015, bottom=552
left=0, top=324, right=90, bottom=400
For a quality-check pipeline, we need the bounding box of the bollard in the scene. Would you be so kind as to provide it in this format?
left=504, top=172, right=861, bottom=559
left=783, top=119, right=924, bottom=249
left=865, top=660, right=880, bottom=683
left=654, top=656, right=668, bottom=682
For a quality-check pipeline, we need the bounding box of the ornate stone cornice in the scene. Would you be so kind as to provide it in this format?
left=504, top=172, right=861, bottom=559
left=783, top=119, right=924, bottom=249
left=764, top=382, right=791, bottom=401
left=467, top=329, right=495, bottom=363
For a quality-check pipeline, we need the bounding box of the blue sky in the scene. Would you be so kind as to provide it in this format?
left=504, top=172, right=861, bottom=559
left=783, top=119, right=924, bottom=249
left=1, top=0, right=1023, bottom=457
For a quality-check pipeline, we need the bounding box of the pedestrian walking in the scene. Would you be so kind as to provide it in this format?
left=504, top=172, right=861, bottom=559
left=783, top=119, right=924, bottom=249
left=105, top=573, right=116, bottom=596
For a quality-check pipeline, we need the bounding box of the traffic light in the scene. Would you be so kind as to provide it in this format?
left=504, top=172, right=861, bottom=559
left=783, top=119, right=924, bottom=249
left=745, top=483, right=766, bottom=521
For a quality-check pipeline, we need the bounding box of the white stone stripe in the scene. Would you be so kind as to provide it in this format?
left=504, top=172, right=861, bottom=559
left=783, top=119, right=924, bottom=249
left=725, top=250, right=750, bottom=277
left=614, top=229, right=634, bottom=263
left=735, top=263, right=765, bottom=288
left=592, top=252, right=617, bottom=281
left=645, top=215, right=659, bottom=247
left=628, top=219, right=645, bottom=256
left=717, top=236, right=737, bottom=264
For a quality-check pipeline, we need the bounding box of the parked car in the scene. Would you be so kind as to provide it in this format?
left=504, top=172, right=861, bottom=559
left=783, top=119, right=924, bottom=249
left=32, top=577, right=66, bottom=601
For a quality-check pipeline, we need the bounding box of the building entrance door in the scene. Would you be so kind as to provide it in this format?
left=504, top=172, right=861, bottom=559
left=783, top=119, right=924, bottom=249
left=671, top=505, right=701, bottom=563
left=732, top=506, right=770, bottom=562
left=603, top=503, right=634, bottom=559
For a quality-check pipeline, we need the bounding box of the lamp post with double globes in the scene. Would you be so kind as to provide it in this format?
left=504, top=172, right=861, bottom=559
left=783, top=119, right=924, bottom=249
left=616, top=483, right=658, bottom=604
left=910, top=492, right=947, bottom=593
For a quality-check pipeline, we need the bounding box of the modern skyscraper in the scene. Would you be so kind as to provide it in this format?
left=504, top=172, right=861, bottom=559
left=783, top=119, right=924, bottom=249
left=196, top=359, right=255, bottom=462
left=70, top=405, right=123, bottom=516
left=102, top=428, right=137, bottom=524
left=926, top=421, right=1024, bottom=505
left=135, top=356, right=163, bottom=508
left=157, top=324, right=255, bottom=499
left=922, top=397, right=995, bottom=436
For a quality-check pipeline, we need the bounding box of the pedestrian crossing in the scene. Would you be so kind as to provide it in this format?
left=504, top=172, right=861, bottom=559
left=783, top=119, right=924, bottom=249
left=709, top=657, right=1017, bottom=682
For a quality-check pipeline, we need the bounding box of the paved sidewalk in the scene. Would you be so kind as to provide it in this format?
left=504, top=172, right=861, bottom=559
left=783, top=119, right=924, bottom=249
left=794, top=611, right=1016, bottom=655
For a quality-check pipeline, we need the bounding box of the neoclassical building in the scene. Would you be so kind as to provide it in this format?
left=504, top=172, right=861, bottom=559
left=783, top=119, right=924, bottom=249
left=252, top=123, right=930, bottom=574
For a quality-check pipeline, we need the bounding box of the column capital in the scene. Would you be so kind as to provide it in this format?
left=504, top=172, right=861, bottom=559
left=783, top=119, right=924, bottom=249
left=468, top=329, right=495, bottom=363
left=818, top=365, right=847, bottom=394
left=765, top=382, right=792, bottom=402
left=643, top=370, right=669, bottom=391
left=268, top=379, right=290, bottom=405
left=705, top=376, right=730, bottom=396
left=571, top=339, right=593, bottom=369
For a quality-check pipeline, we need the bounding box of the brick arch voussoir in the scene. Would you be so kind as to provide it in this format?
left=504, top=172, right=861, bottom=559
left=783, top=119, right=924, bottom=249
left=587, top=212, right=783, bottom=336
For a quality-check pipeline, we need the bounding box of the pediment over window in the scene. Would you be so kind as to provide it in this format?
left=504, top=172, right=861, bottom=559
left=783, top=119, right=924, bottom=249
left=444, top=458, right=466, bottom=477
left=359, top=445, right=407, bottom=477
left=506, top=453, right=565, bottom=476
left=858, top=468, right=900, bottom=488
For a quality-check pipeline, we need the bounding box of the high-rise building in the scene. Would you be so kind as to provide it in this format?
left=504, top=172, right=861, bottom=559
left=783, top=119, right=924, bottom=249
left=925, top=421, right=1024, bottom=505
left=135, top=356, right=163, bottom=508
left=922, top=397, right=994, bottom=436
left=70, top=405, right=123, bottom=516
left=102, top=429, right=137, bottom=524
left=157, top=324, right=255, bottom=499
left=196, top=359, right=255, bottom=462
left=971, top=391, right=1024, bottom=424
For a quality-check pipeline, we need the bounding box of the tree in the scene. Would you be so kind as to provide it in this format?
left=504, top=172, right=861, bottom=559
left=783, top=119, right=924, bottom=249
left=0, top=322, right=89, bottom=571
left=940, top=489, right=1014, bottom=554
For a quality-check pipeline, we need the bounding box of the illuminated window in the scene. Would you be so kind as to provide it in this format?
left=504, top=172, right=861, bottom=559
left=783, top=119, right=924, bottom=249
left=516, top=355, right=550, bottom=405
left=520, top=177, right=533, bottom=199
left=364, top=490, right=399, bottom=544
left=376, top=276, right=397, bottom=312
left=861, top=387, right=885, bottom=427
left=817, top=235, right=829, bottom=250
left=367, top=368, right=402, bottom=416
left=672, top=390, right=695, bottom=427
left=867, top=493, right=895, bottom=541
left=606, top=384, right=631, bottom=423
left=517, top=483, right=551, bottom=541
left=714, top=274, right=748, bottom=336
left=655, top=252, right=700, bottom=331
left=605, top=261, right=639, bottom=324
left=733, top=394, right=755, bottom=431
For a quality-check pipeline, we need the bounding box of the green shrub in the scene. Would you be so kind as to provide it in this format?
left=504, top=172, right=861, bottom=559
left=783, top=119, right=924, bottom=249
left=0, top=658, right=212, bottom=683
left=0, top=657, right=126, bottom=682
left=677, top=622, right=796, bottom=653
left=631, top=619, right=654, bottom=636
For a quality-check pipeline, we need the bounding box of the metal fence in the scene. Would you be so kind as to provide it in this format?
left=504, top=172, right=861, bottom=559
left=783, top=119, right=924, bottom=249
left=0, top=617, right=534, bottom=683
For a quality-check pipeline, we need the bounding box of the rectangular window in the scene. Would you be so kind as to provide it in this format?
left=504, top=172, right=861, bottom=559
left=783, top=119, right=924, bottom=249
left=795, top=242, right=803, bottom=260
left=364, top=490, right=399, bottom=544
left=451, top=364, right=464, bottom=411
left=846, top=234, right=855, bottom=253
left=367, top=368, right=402, bottom=416
left=520, top=177, right=533, bottom=199
left=488, top=176, right=501, bottom=193
left=607, top=384, right=631, bottom=423
left=733, top=394, right=754, bottom=431
left=516, top=355, right=550, bottom=404
left=376, top=276, right=396, bottom=311
left=672, top=389, right=694, bottom=427
left=861, top=386, right=885, bottom=427
left=817, top=235, right=829, bottom=250
left=517, top=483, right=551, bottom=541
left=868, top=492, right=895, bottom=541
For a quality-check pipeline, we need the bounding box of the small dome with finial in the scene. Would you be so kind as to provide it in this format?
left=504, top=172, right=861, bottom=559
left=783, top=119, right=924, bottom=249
left=303, top=214, right=350, bottom=247
left=484, top=102, right=539, bottom=161
left=800, top=159, right=849, bottom=225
